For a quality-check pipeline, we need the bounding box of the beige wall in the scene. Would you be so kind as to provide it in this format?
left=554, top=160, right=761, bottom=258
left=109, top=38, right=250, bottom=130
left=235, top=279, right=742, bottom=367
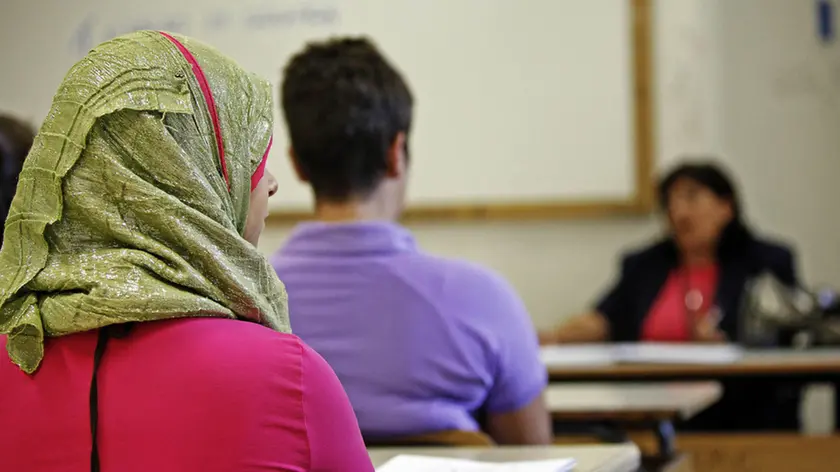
left=717, top=0, right=840, bottom=292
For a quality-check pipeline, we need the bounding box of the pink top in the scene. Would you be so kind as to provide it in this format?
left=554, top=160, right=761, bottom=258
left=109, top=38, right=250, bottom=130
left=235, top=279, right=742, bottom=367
left=0, top=318, right=374, bottom=472
left=641, top=264, right=719, bottom=342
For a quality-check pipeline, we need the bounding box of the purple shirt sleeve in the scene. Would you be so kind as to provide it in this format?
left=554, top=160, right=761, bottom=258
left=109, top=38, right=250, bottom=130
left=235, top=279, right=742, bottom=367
left=485, top=275, right=547, bottom=413
left=451, top=267, right=547, bottom=414
left=300, top=342, right=375, bottom=472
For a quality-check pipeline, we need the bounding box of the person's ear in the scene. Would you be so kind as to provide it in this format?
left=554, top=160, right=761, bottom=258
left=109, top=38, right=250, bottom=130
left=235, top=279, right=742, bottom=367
left=288, top=147, right=309, bottom=183
left=385, top=132, right=407, bottom=179
left=721, top=198, right=735, bottom=222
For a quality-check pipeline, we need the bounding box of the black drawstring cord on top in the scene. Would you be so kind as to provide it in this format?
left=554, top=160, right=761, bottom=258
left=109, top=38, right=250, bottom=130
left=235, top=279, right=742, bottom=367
left=89, top=323, right=134, bottom=472
left=89, top=329, right=109, bottom=472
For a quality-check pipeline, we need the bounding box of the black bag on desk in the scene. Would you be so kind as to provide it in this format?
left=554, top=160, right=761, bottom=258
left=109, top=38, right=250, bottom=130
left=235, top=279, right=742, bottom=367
left=813, top=288, right=840, bottom=344
left=739, top=271, right=818, bottom=347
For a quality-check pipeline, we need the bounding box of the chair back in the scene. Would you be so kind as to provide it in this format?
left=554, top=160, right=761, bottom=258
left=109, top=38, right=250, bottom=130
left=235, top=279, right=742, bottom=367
left=364, top=430, right=495, bottom=447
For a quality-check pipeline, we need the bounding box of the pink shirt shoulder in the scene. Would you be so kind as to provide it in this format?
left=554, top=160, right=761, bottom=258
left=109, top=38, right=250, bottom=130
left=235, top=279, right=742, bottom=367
left=0, top=318, right=373, bottom=472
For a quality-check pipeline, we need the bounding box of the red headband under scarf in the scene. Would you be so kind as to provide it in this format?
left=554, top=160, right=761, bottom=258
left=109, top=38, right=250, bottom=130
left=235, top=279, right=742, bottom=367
left=159, top=32, right=271, bottom=192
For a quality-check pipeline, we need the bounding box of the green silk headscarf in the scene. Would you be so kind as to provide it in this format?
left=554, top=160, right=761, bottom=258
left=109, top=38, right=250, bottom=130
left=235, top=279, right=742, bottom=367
left=0, top=31, right=290, bottom=374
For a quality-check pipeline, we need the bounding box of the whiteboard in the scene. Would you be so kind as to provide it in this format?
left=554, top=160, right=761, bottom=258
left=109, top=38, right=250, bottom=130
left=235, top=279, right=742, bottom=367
left=0, top=0, right=653, bottom=220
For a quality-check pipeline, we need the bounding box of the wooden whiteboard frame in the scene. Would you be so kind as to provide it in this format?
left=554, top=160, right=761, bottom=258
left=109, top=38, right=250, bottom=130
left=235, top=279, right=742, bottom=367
left=267, top=0, right=654, bottom=224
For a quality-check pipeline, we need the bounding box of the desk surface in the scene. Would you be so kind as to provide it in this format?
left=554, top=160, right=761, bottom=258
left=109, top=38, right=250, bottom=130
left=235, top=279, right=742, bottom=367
left=544, top=346, right=840, bottom=380
left=368, top=444, right=641, bottom=472
left=547, top=382, right=722, bottom=421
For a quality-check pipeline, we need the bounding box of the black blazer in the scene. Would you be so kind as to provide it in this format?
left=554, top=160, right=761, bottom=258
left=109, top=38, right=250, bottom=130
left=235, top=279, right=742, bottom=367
left=596, top=223, right=798, bottom=342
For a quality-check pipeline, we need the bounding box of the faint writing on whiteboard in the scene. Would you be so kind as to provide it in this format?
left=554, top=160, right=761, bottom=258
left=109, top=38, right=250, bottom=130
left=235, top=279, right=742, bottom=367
left=68, top=4, right=340, bottom=56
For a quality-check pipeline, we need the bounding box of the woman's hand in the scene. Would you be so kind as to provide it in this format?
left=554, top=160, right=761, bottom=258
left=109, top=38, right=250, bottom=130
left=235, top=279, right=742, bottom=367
left=693, top=310, right=727, bottom=343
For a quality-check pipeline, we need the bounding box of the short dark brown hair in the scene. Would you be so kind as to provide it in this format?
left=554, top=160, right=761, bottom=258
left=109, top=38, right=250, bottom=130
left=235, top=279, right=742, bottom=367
left=280, top=37, right=413, bottom=202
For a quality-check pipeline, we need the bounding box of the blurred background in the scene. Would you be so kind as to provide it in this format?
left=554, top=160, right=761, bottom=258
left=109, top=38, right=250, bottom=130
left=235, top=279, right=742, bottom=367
left=3, top=0, right=840, bottom=437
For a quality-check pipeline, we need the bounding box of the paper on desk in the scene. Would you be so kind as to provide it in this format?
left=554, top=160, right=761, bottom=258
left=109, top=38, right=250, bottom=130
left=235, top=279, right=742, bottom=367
left=376, top=454, right=576, bottom=472
left=539, top=344, right=615, bottom=366
left=613, top=343, right=744, bottom=364
left=540, top=343, right=743, bottom=367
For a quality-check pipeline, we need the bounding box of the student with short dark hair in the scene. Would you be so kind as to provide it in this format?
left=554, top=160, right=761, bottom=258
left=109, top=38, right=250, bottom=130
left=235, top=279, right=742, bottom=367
left=272, top=37, right=551, bottom=445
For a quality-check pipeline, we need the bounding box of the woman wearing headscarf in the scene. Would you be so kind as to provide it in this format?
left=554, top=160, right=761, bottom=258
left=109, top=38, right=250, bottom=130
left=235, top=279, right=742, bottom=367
left=0, top=114, right=34, bottom=246
left=0, top=31, right=373, bottom=471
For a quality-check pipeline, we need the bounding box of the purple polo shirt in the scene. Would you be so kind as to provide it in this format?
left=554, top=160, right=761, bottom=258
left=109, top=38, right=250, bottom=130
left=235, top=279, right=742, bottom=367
left=271, top=221, right=546, bottom=437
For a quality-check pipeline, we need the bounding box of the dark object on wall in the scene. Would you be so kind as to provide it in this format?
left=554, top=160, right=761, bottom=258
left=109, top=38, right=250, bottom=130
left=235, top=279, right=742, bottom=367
left=818, top=0, right=835, bottom=44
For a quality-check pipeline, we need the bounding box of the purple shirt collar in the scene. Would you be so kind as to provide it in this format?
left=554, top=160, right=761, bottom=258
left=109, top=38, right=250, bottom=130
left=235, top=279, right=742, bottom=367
left=281, top=221, right=418, bottom=257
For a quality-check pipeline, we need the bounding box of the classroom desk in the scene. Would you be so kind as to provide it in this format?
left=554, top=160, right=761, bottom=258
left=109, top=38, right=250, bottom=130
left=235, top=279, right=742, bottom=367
left=368, top=444, right=643, bottom=472
left=548, top=382, right=721, bottom=459
left=544, top=347, right=840, bottom=381
left=547, top=382, right=722, bottom=422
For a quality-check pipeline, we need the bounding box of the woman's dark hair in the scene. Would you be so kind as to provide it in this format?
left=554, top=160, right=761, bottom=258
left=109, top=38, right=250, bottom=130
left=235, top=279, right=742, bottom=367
left=658, top=160, right=752, bottom=258
left=657, top=161, right=741, bottom=221
left=0, top=114, right=35, bottom=246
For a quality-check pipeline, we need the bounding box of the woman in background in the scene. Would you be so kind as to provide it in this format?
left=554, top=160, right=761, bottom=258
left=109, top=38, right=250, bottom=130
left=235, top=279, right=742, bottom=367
left=0, top=114, right=34, bottom=245
left=541, top=161, right=798, bottom=345
left=0, top=31, right=372, bottom=471
left=541, top=161, right=801, bottom=430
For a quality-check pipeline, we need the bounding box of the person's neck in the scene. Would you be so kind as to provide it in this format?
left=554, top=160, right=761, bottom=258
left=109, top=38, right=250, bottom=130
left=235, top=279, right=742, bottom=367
left=681, top=249, right=716, bottom=268
left=314, top=197, right=397, bottom=223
